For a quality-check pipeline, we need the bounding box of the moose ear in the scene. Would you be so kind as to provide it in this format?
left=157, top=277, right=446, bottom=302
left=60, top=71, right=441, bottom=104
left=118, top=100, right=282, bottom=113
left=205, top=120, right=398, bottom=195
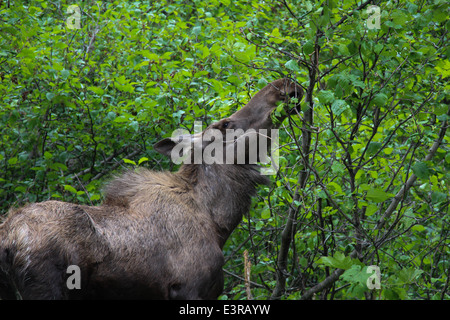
left=154, top=138, right=177, bottom=157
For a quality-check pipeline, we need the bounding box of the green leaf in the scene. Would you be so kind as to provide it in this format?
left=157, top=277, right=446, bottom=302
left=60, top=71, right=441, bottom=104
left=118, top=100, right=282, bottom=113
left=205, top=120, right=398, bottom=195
left=340, top=265, right=373, bottom=298
left=285, top=59, right=301, bottom=72
left=373, top=93, right=388, bottom=107
left=431, top=191, right=447, bottom=204
left=434, top=60, right=450, bottom=78
left=256, top=78, right=268, bottom=89
left=271, top=27, right=281, bottom=38
left=391, top=10, right=408, bottom=26
left=130, top=120, right=139, bottom=132
left=319, top=252, right=354, bottom=270
left=90, top=194, right=101, bottom=201
left=302, top=41, right=314, bottom=55
left=327, top=181, right=343, bottom=194
left=338, top=44, right=350, bottom=56
left=15, top=186, right=26, bottom=193
left=46, top=92, right=55, bottom=101
left=64, top=185, right=78, bottom=194
left=412, top=161, right=430, bottom=179
left=365, top=204, right=378, bottom=216
left=317, top=90, right=334, bottom=104
left=384, top=287, right=407, bottom=300
left=261, top=209, right=271, bottom=219
left=192, top=25, right=202, bottom=36
left=49, top=162, right=67, bottom=171
left=138, top=157, right=149, bottom=165
left=366, top=188, right=393, bottom=203
left=331, top=162, right=345, bottom=174
left=331, top=99, right=349, bottom=116
left=445, top=153, right=450, bottom=164
left=270, top=28, right=284, bottom=44
left=411, top=225, right=425, bottom=232
left=397, top=268, right=424, bottom=285
left=88, top=86, right=105, bottom=95
left=341, top=265, right=370, bottom=285
left=366, top=142, right=382, bottom=156
left=317, top=189, right=327, bottom=199
left=61, top=69, right=70, bottom=79
left=123, top=158, right=137, bottom=165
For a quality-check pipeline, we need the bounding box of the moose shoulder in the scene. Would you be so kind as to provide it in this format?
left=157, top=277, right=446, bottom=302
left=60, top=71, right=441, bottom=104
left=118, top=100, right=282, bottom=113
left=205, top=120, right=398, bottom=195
left=0, top=79, right=303, bottom=299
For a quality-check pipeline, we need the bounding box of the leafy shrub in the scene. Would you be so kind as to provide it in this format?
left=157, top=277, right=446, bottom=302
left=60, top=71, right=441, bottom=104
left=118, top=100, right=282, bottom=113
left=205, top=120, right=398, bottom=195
left=1, top=0, right=448, bottom=300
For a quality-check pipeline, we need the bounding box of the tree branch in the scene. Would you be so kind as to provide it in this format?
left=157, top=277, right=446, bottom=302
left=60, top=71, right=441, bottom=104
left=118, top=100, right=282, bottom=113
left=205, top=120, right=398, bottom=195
left=299, top=106, right=449, bottom=299
left=376, top=106, right=449, bottom=230
left=270, top=26, right=319, bottom=300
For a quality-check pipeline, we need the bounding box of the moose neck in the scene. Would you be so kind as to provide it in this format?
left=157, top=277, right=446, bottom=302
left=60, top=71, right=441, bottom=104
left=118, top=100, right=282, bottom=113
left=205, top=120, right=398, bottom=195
left=178, top=163, right=269, bottom=248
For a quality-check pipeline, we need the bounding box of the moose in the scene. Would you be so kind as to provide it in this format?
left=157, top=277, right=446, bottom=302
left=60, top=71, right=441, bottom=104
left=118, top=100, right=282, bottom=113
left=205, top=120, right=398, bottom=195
left=0, top=78, right=302, bottom=299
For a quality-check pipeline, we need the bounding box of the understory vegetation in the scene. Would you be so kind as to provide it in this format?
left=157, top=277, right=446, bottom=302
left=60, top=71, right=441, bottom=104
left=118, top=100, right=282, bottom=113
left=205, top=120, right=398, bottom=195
left=1, top=0, right=448, bottom=299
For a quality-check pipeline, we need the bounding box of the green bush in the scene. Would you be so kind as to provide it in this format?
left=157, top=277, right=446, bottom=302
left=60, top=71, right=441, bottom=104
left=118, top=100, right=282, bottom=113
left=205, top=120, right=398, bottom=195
left=1, top=0, right=448, bottom=300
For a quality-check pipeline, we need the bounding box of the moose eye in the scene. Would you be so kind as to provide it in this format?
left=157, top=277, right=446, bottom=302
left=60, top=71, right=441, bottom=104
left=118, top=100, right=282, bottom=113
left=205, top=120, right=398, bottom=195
left=222, top=121, right=230, bottom=129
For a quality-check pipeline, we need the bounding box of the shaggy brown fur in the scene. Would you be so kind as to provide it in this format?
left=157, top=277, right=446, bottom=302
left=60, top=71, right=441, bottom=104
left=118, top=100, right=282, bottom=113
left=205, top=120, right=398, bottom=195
left=0, top=79, right=302, bottom=299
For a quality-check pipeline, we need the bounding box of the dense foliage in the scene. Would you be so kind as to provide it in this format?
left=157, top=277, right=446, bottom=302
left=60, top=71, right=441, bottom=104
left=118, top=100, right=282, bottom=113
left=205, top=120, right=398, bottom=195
left=1, top=0, right=448, bottom=300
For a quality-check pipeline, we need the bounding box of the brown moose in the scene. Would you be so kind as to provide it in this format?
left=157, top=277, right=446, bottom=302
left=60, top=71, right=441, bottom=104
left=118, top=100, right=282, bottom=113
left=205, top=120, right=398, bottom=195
left=0, top=79, right=302, bottom=299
